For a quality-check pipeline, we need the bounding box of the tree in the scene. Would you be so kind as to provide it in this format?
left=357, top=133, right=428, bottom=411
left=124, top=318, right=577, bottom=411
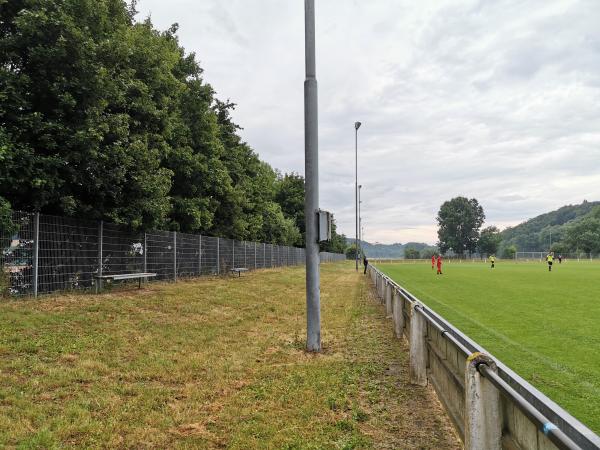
left=274, top=173, right=305, bottom=246
left=564, top=217, right=600, bottom=255
left=259, top=202, right=301, bottom=246
left=345, top=244, right=358, bottom=260
left=0, top=197, right=14, bottom=236
left=404, top=248, right=420, bottom=259
left=0, top=0, right=348, bottom=248
left=420, top=247, right=437, bottom=259
left=0, top=2, right=173, bottom=229
left=502, top=245, right=517, bottom=259
left=550, top=241, right=568, bottom=255
left=436, top=197, right=485, bottom=256
left=478, top=226, right=502, bottom=257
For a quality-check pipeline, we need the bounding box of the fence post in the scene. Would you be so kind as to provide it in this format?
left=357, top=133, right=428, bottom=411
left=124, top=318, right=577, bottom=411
left=33, top=212, right=40, bottom=297
left=173, top=231, right=177, bottom=282
left=465, top=353, right=502, bottom=450
left=254, top=242, right=257, bottom=269
left=264, top=243, right=266, bottom=268
left=198, top=235, right=202, bottom=276
left=217, top=237, right=220, bottom=275
left=409, top=304, right=428, bottom=386
left=96, top=220, right=103, bottom=293
left=244, top=241, right=247, bottom=268
left=393, top=290, right=404, bottom=338
left=232, top=240, right=235, bottom=268
left=385, top=281, right=393, bottom=316
left=143, top=232, right=147, bottom=275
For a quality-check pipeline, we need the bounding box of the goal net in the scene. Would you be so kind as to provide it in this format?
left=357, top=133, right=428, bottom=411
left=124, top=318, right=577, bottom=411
left=515, top=251, right=546, bottom=261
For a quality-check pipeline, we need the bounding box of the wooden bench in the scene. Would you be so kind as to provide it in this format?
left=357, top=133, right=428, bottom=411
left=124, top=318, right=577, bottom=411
left=94, top=272, right=157, bottom=292
left=230, top=267, right=249, bottom=277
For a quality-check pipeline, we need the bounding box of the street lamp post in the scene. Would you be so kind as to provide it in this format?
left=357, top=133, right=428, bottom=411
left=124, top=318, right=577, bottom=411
left=304, top=0, right=320, bottom=352
left=355, top=121, right=361, bottom=271
left=358, top=184, right=362, bottom=258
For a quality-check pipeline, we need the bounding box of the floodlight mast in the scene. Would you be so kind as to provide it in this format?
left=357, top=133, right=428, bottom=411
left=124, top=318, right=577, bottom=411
left=355, top=121, right=361, bottom=270
left=358, top=184, right=362, bottom=257
left=304, top=0, right=321, bottom=352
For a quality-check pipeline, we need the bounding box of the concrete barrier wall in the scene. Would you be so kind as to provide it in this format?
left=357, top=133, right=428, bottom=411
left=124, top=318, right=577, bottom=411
left=368, top=265, right=600, bottom=450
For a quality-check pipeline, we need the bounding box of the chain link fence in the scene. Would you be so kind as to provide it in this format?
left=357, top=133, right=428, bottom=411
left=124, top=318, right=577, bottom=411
left=1, top=211, right=345, bottom=297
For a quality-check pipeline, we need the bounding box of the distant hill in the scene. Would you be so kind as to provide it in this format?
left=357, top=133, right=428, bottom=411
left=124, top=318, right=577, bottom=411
left=347, top=238, right=435, bottom=258
left=500, top=200, right=600, bottom=252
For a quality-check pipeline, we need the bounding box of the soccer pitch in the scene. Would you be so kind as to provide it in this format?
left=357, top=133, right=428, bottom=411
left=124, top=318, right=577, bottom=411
left=379, top=260, right=600, bottom=434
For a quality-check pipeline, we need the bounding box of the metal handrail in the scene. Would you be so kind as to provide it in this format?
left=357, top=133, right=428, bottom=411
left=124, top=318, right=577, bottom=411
left=478, top=363, right=580, bottom=450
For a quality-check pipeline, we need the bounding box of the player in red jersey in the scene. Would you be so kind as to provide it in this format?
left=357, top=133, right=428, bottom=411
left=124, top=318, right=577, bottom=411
left=431, top=254, right=435, bottom=270
left=436, top=255, right=443, bottom=275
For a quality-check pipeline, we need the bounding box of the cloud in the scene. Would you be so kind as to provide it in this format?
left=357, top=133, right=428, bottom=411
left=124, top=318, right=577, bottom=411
left=136, top=0, right=600, bottom=245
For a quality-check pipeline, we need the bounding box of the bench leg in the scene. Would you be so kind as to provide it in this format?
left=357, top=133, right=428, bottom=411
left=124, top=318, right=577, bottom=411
left=139, top=278, right=141, bottom=289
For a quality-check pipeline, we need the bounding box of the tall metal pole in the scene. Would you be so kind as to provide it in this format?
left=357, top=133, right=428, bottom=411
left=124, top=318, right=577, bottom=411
left=358, top=185, right=362, bottom=258
left=354, top=121, right=361, bottom=270
left=305, top=0, right=321, bottom=352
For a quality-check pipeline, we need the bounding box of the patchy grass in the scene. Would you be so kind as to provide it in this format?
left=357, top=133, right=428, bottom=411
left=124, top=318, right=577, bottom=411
left=0, top=263, right=460, bottom=449
left=380, top=260, right=600, bottom=434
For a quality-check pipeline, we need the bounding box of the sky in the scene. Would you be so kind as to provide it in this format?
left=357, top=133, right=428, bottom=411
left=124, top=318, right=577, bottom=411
left=136, top=0, right=600, bottom=245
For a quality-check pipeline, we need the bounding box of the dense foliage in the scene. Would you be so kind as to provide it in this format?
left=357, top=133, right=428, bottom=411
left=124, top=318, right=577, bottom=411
left=478, top=226, right=502, bottom=257
left=404, top=248, right=420, bottom=259
left=499, top=201, right=600, bottom=255
left=436, top=197, right=485, bottom=256
left=0, top=0, right=346, bottom=249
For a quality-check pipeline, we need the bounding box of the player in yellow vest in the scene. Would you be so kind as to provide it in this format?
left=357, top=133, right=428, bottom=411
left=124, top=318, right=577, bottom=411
left=546, top=253, right=553, bottom=271
left=489, top=255, right=496, bottom=269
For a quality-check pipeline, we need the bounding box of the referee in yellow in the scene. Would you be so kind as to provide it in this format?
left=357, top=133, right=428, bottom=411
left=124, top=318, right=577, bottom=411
left=489, top=254, right=496, bottom=269
left=546, top=252, right=554, bottom=271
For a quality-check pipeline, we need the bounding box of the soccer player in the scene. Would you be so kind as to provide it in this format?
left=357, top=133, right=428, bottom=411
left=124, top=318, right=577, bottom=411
left=558, top=254, right=563, bottom=264
left=436, top=255, right=443, bottom=275
left=489, top=254, right=496, bottom=269
left=546, top=252, right=553, bottom=271
left=431, top=254, right=435, bottom=270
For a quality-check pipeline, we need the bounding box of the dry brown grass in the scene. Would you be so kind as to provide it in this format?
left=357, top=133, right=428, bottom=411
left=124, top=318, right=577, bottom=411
left=0, top=263, right=460, bottom=449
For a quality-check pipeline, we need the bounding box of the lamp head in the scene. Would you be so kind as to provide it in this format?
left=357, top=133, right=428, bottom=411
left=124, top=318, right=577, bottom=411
left=355, top=121, right=361, bottom=130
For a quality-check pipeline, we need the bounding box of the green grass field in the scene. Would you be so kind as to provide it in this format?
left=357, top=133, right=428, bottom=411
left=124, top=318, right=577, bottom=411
left=379, top=260, right=600, bottom=434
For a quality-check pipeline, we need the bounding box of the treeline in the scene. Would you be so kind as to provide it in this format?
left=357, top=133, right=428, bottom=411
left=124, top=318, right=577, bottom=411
left=499, top=200, right=600, bottom=255
left=0, top=0, right=346, bottom=251
left=435, top=197, right=600, bottom=258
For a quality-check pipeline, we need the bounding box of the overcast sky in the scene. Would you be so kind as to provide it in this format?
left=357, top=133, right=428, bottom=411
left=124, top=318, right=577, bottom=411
left=136, top=0, right=600, bottom=245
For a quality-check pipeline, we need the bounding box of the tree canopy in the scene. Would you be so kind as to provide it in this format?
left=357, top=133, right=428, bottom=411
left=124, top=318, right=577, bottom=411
left=0, top=0, right=345, bottom=249
left=436, top=197, right=485, bottom=256
left=478, top=226, right=502, bottom=257
left=404, top=248, right=420, bottom=259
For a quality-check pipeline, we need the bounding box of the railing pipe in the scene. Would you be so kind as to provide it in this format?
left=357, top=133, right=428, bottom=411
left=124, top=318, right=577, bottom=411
left=478, top=364, right=581, bottom=450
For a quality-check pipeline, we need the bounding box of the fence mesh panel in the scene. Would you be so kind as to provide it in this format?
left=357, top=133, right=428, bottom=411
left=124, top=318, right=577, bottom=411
left=1, top=211, right=343, bottom=297
left=146, top=230, right=173, bottom=281
left=1, top=211, right=35, bottom=296
left=200, top=236, right=218, bottom=275
left=177, top=232, right=200, bottom=278
left=39, top=214, right=99, bottom=293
